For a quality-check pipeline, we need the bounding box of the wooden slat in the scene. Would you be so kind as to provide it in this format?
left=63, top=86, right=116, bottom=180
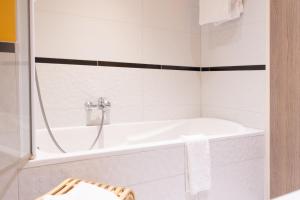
left=270, top=0, right=300, bottom=198
left=36, top=178, right=135, bottom=200
left=55, top=179, right=79, bottom=195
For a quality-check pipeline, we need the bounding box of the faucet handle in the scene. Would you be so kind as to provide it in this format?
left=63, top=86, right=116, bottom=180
left=98, top=97, right=111, bottom=109
left=85, top=101, right=98, bottom=110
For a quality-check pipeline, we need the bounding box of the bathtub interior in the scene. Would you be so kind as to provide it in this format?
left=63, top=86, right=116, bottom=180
left=125, top=117, right=252, bottom=144
left=35, top=118, right=262, bottom=155
left=36, top=126, right=103, bottom=154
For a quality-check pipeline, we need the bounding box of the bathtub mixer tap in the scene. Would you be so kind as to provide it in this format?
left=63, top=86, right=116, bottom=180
left=82, top=97, right=111, bottom=150
left=85, top=97, right=111, bottom=111
left=85, top=97, right=111, bottom=126
left=98, top=97, right=111, bottom=111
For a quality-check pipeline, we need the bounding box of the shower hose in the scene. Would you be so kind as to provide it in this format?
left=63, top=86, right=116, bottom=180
left=35, top=68, right=105, bottom=153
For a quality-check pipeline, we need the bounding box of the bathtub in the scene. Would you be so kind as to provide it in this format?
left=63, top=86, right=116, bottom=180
left=20, top=118, right=265, bottom=200
left=274, top=190, right=300, bottom=200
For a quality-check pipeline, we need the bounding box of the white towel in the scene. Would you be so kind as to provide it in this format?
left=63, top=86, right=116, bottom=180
left=199, top=0, right=244, bottom=25
left=43, top=182, right=120, bottom=200
left=182, top=135, right=211, bottom=199
left=230, top=0, right=244, bottom=20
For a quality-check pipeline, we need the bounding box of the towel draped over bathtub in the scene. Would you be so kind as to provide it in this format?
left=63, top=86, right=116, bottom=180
left=182, top=135, right=211, bottom=199
left=199, top=0, right=244, bottom=25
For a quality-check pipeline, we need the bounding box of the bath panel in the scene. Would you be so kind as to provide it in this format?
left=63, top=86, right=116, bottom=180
left=20, top=118, right=264, bottom=200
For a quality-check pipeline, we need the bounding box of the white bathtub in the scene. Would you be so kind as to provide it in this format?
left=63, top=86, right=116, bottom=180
left=20, top=118, right=265, bottom=200
left=274, top=190, right=300, bottom=200
left=34, top=117, right=260, bottom=156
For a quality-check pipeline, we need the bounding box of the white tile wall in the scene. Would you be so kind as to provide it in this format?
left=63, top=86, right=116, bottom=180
left=142, top=28, right=201, bottom=66
left=201, top=0, right=266, bottom=67
left=143, top=70, right=201, bottom=108
left=35, top=10, right=143, bottom=63
left=208, top=158, right=265, bottom=200
left=143, top=0, right=191, bottom=32
left=35, top=0, right=267, bottom=131
left=36, top=0, right=143, bottom=24
left=201, top=71, right=266, bottom=129
left=35, top=65, right=201, bottom=128
left=1, top=171, right=19, bottom=200
left=130, top=175, right=186, bottom=200
left=210, top=134, right=265, bottom=167
left=35, top=0, right=201, bottom=66
left=199, top=0, right=267, bottom=129
left=34, top=0, right=202, bottom=128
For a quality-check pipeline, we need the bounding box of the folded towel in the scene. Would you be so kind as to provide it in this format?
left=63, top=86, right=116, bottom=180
left=43, top=182, right=120, bottom=200
left=199, top=0, right=244, bottom=25
left=182, top=135, right=211, bottom=198
left=230, top=0, right=244, bottom=20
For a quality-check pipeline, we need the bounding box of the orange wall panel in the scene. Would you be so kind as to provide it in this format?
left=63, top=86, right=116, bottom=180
left=0, top=0, right=16, bottom=42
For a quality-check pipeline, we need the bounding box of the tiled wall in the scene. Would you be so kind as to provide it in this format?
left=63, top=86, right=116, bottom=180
left=35, top=65, right=201, bottom=128
left=35, top=0, right=201, bottom=66
left=201, top=0, right=266, bottom=66
left=35, top=0, right=266, bottom=130
left=34, top=0, right=202, bottom=128
left=201, top=71, right=266, bottom=129
left=200, top=0, right=266, bottom=129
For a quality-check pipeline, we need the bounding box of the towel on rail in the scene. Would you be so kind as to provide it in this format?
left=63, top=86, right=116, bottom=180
left=199, top=0, right=244, bottom=25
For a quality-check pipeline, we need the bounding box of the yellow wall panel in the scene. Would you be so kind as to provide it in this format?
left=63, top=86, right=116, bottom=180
left=0, top=0, right=16, bottom=42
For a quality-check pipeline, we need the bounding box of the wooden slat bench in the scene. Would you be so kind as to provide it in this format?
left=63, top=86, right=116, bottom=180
left=36, top=178, right=135, bottom=200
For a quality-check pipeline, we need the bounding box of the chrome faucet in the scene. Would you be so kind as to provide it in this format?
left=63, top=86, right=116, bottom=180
left=85, top=97, right=111, bottom=126
left=98, top=97, right=111, bottom=111
left=85, top=97, right=111, bottom=111
left=84, top=101, right=98, bottom=110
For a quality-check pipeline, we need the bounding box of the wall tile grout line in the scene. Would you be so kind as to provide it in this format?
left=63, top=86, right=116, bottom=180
left=35, top=57, right=265, bottom=72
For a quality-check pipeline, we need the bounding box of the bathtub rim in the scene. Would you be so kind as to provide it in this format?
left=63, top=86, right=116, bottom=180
left=35, top=117, right=246, bottom=133
left=25, top=128, right=264, bottom=169
left=33, top=117, right=255, bottom=155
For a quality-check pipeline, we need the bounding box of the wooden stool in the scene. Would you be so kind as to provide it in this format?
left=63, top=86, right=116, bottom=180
left=36, top=178, right=135, bottom=200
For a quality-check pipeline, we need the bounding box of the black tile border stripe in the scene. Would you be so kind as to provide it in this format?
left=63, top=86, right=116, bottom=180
left=35, top=57, right=200, bottom=71
left=35, top=57, right=97, bottom=66
left=162, top=65, right=201, bottom=71
left=35, top=57, right=265, bottom=72
left=201, top=65, right=266, bottom=71
left=0, top=42, right=15, bottom=53
left=99, top=61, right=161, bottom=69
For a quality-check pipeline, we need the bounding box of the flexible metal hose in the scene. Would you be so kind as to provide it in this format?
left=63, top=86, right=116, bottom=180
left=35, top=68, right=104, bottom=153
